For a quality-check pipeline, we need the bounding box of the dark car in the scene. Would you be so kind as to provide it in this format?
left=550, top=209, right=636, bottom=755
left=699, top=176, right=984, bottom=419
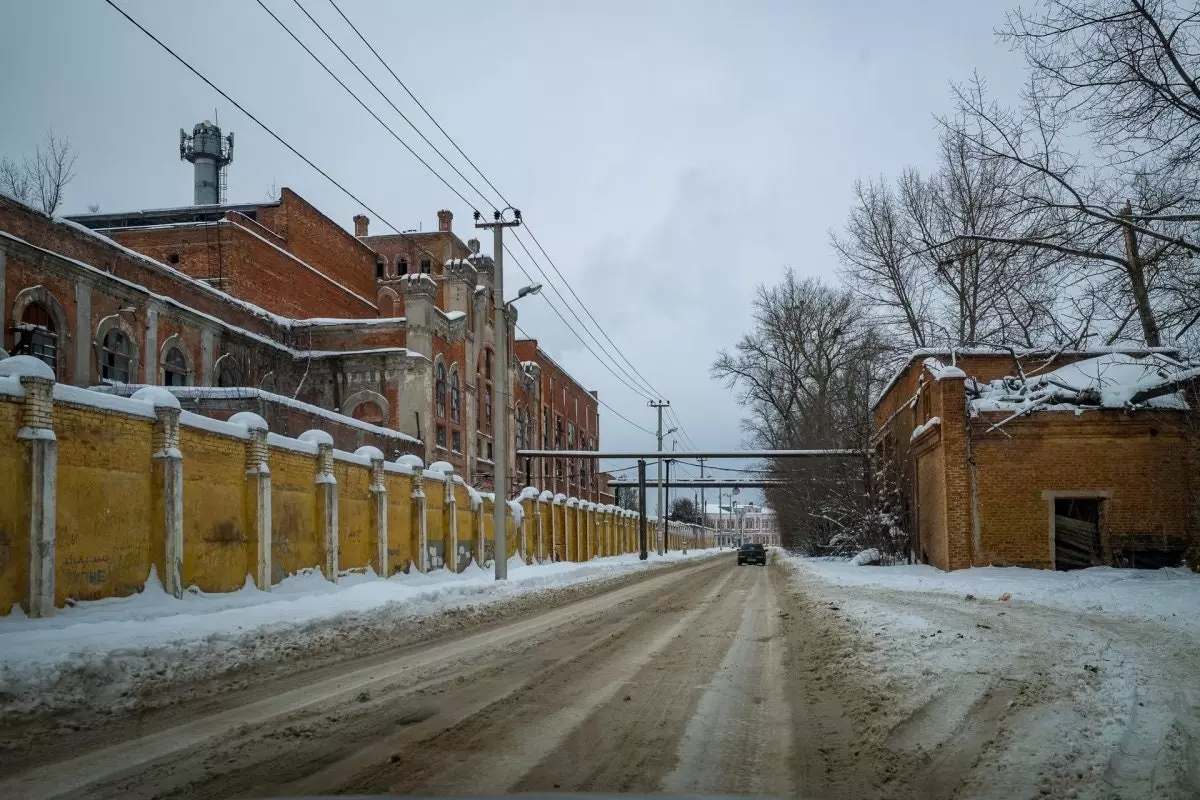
left=736, top=542, right=766, bottom=566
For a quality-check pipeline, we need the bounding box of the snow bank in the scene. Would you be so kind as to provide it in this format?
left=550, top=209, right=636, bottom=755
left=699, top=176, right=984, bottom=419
left=788, top=556, right=1200, bottom=630
left=0, top=549, right=724, bottom=696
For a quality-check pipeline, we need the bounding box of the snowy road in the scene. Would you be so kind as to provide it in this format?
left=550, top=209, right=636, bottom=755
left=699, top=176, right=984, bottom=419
left=4, top=552, right=1194, bottom=799
left=0, top=553, right=876, bottom=799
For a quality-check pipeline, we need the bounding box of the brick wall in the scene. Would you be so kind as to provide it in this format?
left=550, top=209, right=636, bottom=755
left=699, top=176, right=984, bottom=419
left=971, top=410, right=1192, bottom=568
left=257, top=188, right=379, bottom=302
left=111, top=216, right=377, bottom=320
left=515, top=338, right=602, bottom=502
left=876, top=350, right=1197, bottom=571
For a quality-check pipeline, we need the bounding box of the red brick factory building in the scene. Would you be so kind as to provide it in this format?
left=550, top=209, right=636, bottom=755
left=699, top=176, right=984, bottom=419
left=0, top=122, right=605, bottom=500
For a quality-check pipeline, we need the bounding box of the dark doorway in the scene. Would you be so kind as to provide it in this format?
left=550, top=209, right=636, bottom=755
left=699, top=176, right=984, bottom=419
left=1054, top=498, right=1102, bottom=570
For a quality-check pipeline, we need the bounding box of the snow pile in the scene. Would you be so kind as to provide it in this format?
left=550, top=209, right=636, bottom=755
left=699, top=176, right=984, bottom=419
left=922, top=357, right=965, bottom=380
left=849, top=548, right=882, bottom=566
left=0, top=549, right=724, bottom=700
left=969, top=352, right=1196, bottom=415
left=788, top=556, right=1200, bottom=631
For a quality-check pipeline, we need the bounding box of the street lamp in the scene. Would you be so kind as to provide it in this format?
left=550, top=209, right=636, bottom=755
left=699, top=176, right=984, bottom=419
left=508, top=283, right=542, bottom=307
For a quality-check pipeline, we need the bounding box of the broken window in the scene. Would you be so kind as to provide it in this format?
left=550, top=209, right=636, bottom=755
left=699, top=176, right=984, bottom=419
left=13, top=302, right=57, bottom=372
left=163, top=347, right=188, bottom=386
left=100, top=329, right=132, bottom=384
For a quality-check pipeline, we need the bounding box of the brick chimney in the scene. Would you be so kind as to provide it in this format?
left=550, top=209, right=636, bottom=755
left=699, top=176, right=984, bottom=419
left=468, top=237, right=481, bottom=254
left=353, top=214, right=369, bottom=237
left=437, top=209, right=453, bottom=233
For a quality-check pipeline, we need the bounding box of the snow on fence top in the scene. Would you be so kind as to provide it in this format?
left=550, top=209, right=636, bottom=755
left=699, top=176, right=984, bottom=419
left=968, top=352, right=1196, bottom=415
left=0, top=354, right=55, bottom=381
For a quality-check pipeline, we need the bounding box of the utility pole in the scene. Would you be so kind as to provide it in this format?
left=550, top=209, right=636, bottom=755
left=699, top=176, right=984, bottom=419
left=698, top=456, right=706, bottom=532
left=475, top=208, right=521, bottom=580
left=664, top=458, right=673, bottom=553
left=637, top=459, right=648, bottom=560
left=648, top=400, right=669, bottom=556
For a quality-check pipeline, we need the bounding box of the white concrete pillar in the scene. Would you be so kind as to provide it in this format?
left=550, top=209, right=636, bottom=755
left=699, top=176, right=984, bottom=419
left=231, top=412, right=271, bottom=590
left=445, top=470, right=459, bottom=572
left=360, top=448, right=388, bottom=576
left=301, top=430, right=338, bottom=581
left=412, top=469, right=428, bottom=572
left=13, top=366, right=57, bottom=618
left=142, top=392, right=183, bottom=597
left=565, top=498, right=577, bottom=561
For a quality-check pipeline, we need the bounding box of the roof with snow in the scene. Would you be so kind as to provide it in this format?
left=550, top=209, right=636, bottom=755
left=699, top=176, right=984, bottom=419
left=873, top=345, right=1184, bottom=411
left=967, top=352, right=1197, bottom=416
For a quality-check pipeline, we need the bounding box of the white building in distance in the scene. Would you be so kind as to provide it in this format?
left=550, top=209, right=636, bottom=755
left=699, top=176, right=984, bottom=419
left=704, top=502, right=779, bottom=546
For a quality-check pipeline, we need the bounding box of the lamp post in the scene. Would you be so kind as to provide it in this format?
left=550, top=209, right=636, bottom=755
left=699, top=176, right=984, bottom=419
left=476, top=203, right=533, bottom=582
left=487, top=280, right=542, bottom=580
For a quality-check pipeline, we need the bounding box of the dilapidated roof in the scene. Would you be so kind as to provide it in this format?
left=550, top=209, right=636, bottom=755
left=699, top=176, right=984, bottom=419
left=966, top=352, right=1198, bottom=416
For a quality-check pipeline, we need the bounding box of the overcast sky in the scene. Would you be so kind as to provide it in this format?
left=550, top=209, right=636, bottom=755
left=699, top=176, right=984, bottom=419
left=0, top=0, right=1028, bottom=509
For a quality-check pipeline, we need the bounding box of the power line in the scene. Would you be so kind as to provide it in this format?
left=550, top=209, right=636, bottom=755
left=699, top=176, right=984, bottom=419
left=253, top=0, right=483, bottom=214
left=105, top=0, right=667, bottom=467
left=317, top=0, right=687, bottom=423
left=101, top=0, right=447, bottom=272
left=505, top=244, right=656, bottom=402
left=513, top=323, right=656, bottom=436
left=672, top=460, right=771, bottom=473
left=516, top=222, right=665, bottom=399
left=326, top=0, right=513, bottom=209
left=509, top=229, right=658, bottom=399
left=258, top=0, right=661, bottom=408
left=118, top=0, right=686, bottom=441
left=287, top=0, right=498, bottom=214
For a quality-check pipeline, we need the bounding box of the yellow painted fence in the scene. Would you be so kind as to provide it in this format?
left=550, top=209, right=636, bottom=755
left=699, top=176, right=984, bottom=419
left=0, top=362, right=714, bottom=616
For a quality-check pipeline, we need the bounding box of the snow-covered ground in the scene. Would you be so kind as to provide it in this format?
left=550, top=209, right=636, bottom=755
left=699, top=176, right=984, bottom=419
left=785, top=554, right=1200, bottom=799
left=797, top=558, right=1200, bottom=635
left=0, top=549, right=720, bottom=716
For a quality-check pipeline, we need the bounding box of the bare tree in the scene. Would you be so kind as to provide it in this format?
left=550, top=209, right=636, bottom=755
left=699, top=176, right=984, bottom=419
left=0, top=157, right=32, bottom=205
left=669, top=497, right=701, bottom=524
left=1002, top=0, right=1200, bottom=178
left=712, top=274, right=897, bottom=556
left=0, top=131, right=76, bottom=216
left=945, top=75, right=1200, bottom=347
left=615, top=485, right=640, bottom=513
left=832, top=178, right=933, bottom=350
left=835, top=114, right=1066, bottom=356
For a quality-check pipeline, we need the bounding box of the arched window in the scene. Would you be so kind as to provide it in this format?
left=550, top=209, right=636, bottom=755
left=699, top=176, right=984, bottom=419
left=352, top=401, right=384, bottom=425
left=217, top=362, right=239, bottom=388
left=396, top=256, right=408, bottom=275
left=100, top=329, right=132, bottom=383
left=420, top=258, right=431, bottom=274
left=163, top=347, right=189, bottom=386
left=484, top=386, right=492, bottom=433
left=14, top=302, right=58, bottom=371
left=435, top=360, right=447, bottom=417
left=449, top=367, right=461, bottom=422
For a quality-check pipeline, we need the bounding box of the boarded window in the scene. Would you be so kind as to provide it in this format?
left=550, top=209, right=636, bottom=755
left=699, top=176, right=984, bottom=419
left=1054, top=498, right=1102, bottom=571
